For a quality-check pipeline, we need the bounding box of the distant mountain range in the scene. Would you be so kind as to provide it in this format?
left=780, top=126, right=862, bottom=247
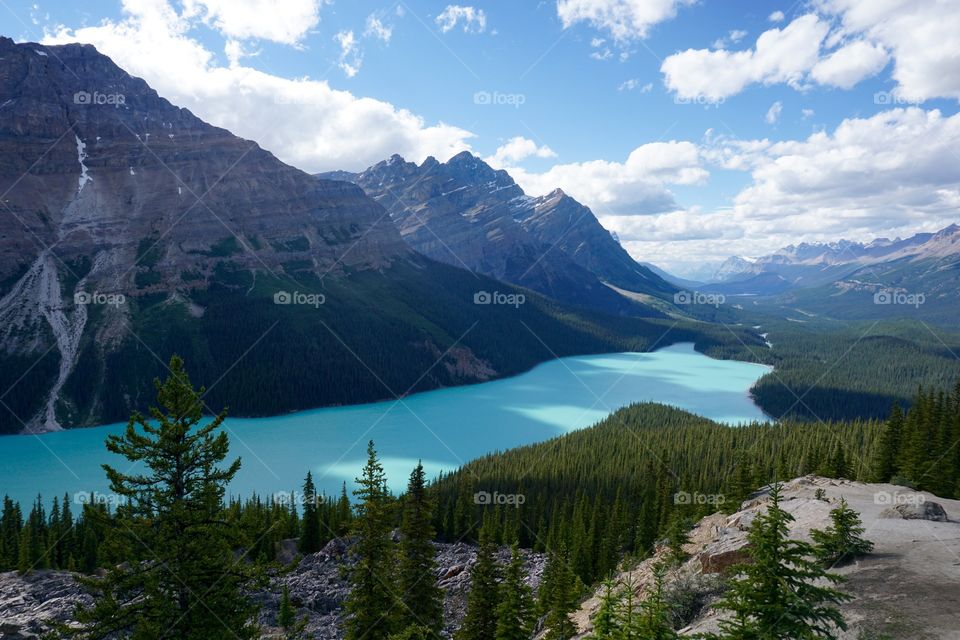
left=700, top=225, right=960, bottom=323
left=0, top=38, right=698, bottom=434
left=319, top=153, right=675, bottom=316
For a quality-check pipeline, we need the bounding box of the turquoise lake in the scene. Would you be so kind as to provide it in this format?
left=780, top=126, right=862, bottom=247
left=0, top=343, right=771, bottom=507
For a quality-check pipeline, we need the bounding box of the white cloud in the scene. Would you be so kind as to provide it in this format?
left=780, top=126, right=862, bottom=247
left=435, top=5, right=487, bottom=34
left=42, top=0, right=474, bottom=173
left=810, top=39, right=888, bottom=89
left=484, top=137, right=557, bottom=167
left=662, top=2, right=960, bottom=102
left=556, top=0, right=693, bottom=41
left=768, top=10, right=785, bottom=23
left=636, top=107, right=960, bottom=272
left=729, top=29, right=748, bottom=43
left=334, top=30, right=361, bottom=77
left=504, top=141, right=707, bottom=215
left=618, top=78, right=652, bottom=92
left=180, top=0, right=322, bottom=45
left=662, top=14, right=829, bottom=101
left=765, top=100, right=783, bottom=124
left=365, top=14, right=393, bottom=43
left=802, top=108, right=815, bottom=119
left=817, top=0, right=960, bottom=101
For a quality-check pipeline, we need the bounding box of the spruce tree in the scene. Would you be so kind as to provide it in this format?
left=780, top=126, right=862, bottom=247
left=456, top=527, right=500, bottom=640
left=636, top=563, right=677, bottom=640
left=495, top=543, right=534, bottom=640
left=300, top=472, right=322, bottom=554
left=810, top=498, right=873, bottom=567
left=586, top=579, right=620, bottom=639
left=710, top=483, right=851, bottom=639
left=71, top=355, right=259, bottom=639
left=344, top=441, right=399, bottom=640
left=542, top=545, right=579, bottom=640
left=398, top=462, right=444, bottom=638
left=870, top=404, right=903, bottom=482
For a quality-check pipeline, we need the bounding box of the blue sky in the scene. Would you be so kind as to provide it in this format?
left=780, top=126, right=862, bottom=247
left=5, top=0, right=960, bottom=276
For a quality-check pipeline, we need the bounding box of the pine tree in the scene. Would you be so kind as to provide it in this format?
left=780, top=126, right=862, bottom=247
left=636, top=563, right=677, bottom=640
left=456, top=528, right=500, bottom=640
left=710, top=483, right=851, bottom=639
left=344, top=441, right=399, bottom=640
left=398, top=462, right=444, bottom=638
left=542, top=545, right=579, bottom=640
left=586, top=579, right=620, bottom=639
left=300, top=472, right=322, bottom=554
left=870, top=404, right=903, bottom=482
left=71, top=355, right=259, bottom=639
left=811, top=498, right=873, bottom=567
left=495, top=544, right=534, bottom=640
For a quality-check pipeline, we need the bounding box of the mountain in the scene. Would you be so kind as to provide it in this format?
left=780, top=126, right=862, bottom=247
left=713, top=226, right=959, bottom=287
left=709, top=224, right=960, bottom=324
left=341, top=153, right=676, bottom=316
left=0, top=38, right=699, bottom=434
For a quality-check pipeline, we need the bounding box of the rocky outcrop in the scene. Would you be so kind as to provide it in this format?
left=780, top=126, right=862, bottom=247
left=573, top=476, right=960, bottom=639
left=0, top=539, right=546, bottom=640
left=879, top=501, right=949, bottom=521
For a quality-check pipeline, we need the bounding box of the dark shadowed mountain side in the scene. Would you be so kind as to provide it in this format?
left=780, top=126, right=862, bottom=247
left=328, top=153, right=677, bottom=317
left=0, top=38, right=750, bottom=434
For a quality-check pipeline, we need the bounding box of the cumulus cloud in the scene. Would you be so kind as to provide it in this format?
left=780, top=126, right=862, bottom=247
left=484, top=137, right=557, bottom=168
left=180, top=0, right=323, bottom=45
left=768, top=10, right=785, bottom=23
left=42, top=0, right=474, bottom=172
left=662, top=1, right=960, bottom=102
left=435, top=5, right=487, bottom=34
left=662, top=14, right=830, bottom=101
left=817, top=0, right=960, bottom=101
left=556, top=0, right=693, bottom=41
left=810, top=39, right=888, bottom=89
left=630, top=107, right=960, bottom=273
left=504, top=141, right=707, bottom=216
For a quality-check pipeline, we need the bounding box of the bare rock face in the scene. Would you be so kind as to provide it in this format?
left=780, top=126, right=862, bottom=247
left=879, top=501, right=949, bottom=521
left=0, top=539, right=546, bottom=640
left=350, top=153, right=669, bottom=317
left=0, top=570, right=92, bottom=639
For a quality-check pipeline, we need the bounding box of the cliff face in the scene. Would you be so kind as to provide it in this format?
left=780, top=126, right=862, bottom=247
left=0, top=38, right=411, bottom=432
left=352, top=153, right=670, bottom=317
left=0, top=37, right=405, bottom=288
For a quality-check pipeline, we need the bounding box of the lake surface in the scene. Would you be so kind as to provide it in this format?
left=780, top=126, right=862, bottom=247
left=0, top=343, right=771, bottom=507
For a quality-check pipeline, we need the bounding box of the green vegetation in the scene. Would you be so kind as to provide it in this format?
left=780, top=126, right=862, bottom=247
left=811, top=498, right=874, bottom=567
left=71, top=356, right=260, bottom=639
left=706, top=483, right=850, bottom=639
